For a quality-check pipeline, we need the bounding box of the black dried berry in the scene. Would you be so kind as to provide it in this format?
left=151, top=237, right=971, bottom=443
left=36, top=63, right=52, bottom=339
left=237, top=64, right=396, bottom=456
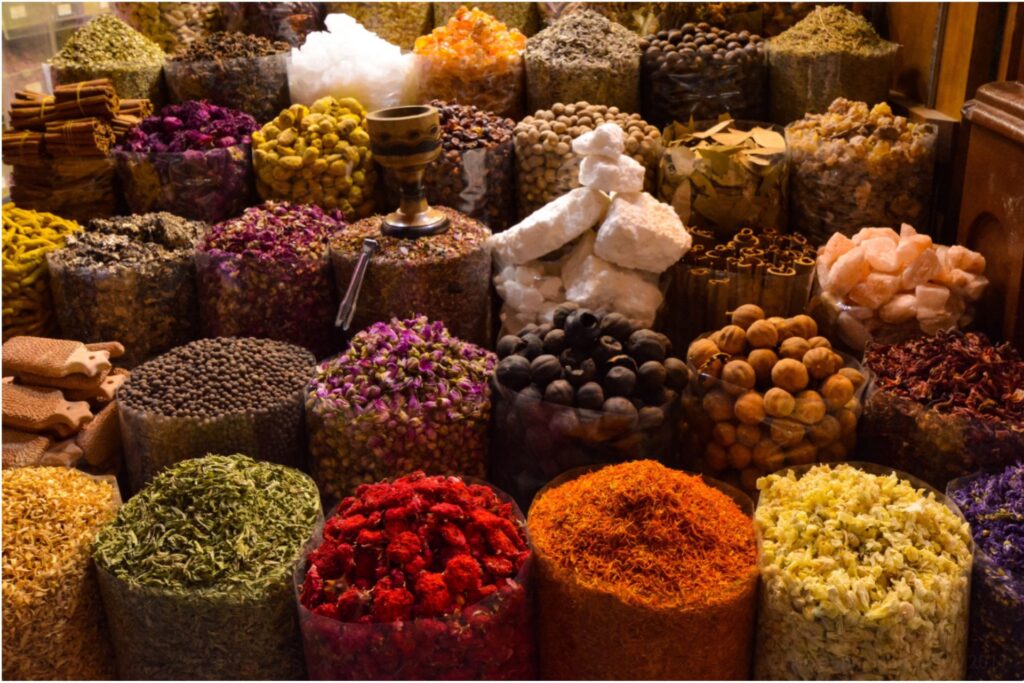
left=664, top=357, right=689, bottom=390
left=516, top=323, right=539, bottom=337
left=536, top=323, right=554, bottom=337
left=496, top=355, right=531, bottom=390
left=544, top=379, right=575, bottom=406
left=601, top=397, right=638, bottom=430
left=628, top=330, right=669, bottom=363
left=542, top=328, right=567, bottom=355
left=576, top=381, right=605, bottom=410
left=530, top=354, right=563, bottom=387
left=599, top=312, right=633, bottom=341
left=521, top=333, right=544, bottom=360
left=552, top=302, right=579, bottom=329
left=637, top=361, right=667, bottom=392
left=592, top=335, right=624, bottom=367
left=496, top=334, right=526, bottom=359
left=560, top=347, right=586, bottom=368
left=517, top=385, right=543, bottom=403
left=638, top=406, right=665, bottom=430
left=564, top=358, right=597, bottom=387
left=605, top=354, right=638, bottom=375
left=565, top=308, right=601, bottom=350
left=604, top=366, right=637, bottom=397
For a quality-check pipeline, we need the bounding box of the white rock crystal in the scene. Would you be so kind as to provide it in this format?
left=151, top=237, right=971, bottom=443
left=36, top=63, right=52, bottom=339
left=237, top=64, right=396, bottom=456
left=489, top=187, right=610, bottom=265
left=578, top=154, right=646, bottom=194
left=288, top=14, right=415, bottom=111
left=561, top=233, right=663, bottom=327
left=594, top=192, right=692, bottom=273
left=571, top=123, right=626, bottom=157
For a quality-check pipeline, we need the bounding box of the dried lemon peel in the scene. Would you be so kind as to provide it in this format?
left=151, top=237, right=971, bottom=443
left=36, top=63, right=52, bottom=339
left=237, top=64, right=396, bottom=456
left=529, top=459, right=757, bottom=610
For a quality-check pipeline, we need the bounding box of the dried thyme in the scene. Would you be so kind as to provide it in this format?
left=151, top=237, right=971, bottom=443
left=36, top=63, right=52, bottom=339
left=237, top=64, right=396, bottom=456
left=93, top=455, right=321, bottom=680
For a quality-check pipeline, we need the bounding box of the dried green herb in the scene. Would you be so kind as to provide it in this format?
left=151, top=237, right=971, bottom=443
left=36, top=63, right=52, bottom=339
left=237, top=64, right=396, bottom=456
left=93, top=454, right=321, bottom=680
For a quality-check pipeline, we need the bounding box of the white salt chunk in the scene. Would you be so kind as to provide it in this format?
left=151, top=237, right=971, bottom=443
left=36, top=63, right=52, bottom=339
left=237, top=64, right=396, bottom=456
left=848, top=273, right=900, bottom=309
left=490, top=188, right=609, bottom=264
left=878, top=294, right=918, bottom=324
left=915, top=284, right=950, bottom=313
left=578, top=154, right=646, bottom=193
left=819, top=232, right=855, bottom=268
left=900, top=248, right=943, bottom=290
left=896, top=234, right=934, bottom=268
left=825, top=246, right=870, bottom=296
left=571, top=123, right=626, bottom=158
left=593, top=192, right=691, bottom=273
left=861, top=237, right=900, bottom=273
left=851, top=227, right=899, bottom=246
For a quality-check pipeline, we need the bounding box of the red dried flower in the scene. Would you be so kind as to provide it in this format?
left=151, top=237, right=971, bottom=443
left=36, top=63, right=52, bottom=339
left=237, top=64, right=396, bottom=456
left=371, top=587, right=414, bottom=622
left=386, top=531, right=422, bottom=564
left=443, top=553, right=484, bottom=594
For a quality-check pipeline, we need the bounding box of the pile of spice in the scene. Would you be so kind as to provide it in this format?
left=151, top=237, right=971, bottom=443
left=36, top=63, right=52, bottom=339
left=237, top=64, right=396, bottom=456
left=117, top=337, right=315, bottom=493
left=93, top=455, right=321, bottom=680
left=415, top=7, right=526, bottom=118
left=47, top=14, right=166, bottom=103
left=949, top=464, right=1024, bottom=680
left=287, top=13, right=415, bottom=113
left=641, top=23, right=766, bottom=127
left=490, top=306, right=689, bottom=507
left=324, top=2, right=433, bottom=49
left=112, top=2, right=221, bottom=54
left=165, top=31, right=290, bottom=121
left=787, top=99, right=937, bottom=242
left=514, top=102, right=661, bottom=217
left=298, top=471, right=533, bottom=678
left=197, top=201, right=346, bottom=357
left=681, top=308, right=867, bottom=493
left=812, top=225, right=989, bottom=352
left=658, top=118, right=787, bottom=235
left=668, top=227, right=817, bottom=350
left=220, top=1, right=324, bottom=47
left=307, top=316, right=495, bottom=503
left=528, top=460, right=757, bottom=678
left=434, top=2, right=540, bottom=36
left=383, top=100, right=515, bottom=231
left=755, top=463, right=973, bottom=679
left=768, top=5, right=899, bottom=124
left=861, top=330, right=1024, bottom=488
left=2, top=468, right=118, bottom=679
left=252, top=96, right=377, bottom=217
left=562, top=2, right=695, bottom=36
left=330, top=206, right=492, bottom=346
left=47, top=213, right=205, bottom=367
left=115, top=100, right=257, bottom=222
left=524, top=10, right=642, bottom=113
left=2, top=204, right=82, bottom=340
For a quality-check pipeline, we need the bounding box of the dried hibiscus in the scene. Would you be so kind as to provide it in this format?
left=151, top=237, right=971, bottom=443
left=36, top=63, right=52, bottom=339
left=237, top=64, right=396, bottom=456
left=297, top=471, right=535, bottom=679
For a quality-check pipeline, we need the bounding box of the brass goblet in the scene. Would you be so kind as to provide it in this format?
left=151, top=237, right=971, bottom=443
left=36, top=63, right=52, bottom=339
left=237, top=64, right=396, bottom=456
left=366, top=104, right=449, bottom=237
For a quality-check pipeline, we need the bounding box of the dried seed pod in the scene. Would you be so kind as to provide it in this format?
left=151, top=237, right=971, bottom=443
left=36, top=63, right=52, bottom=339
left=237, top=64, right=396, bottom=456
left=722, top=360, right=756, bottom=395
left=565, top=308, right=601, bottom=350
left=552, top=302, right=579, bottom=329
left=745, top=319, right=779, bottom=349
left=544, top=379, right=575, bottom=406
left=769, top=417, right=805, bottom=447
left=734, top=391, right=766, bottom=425
left=496, top=355, right=531, bottom=390
left=603, top=366, right=637, bottom=397
left=592, top=335, right=624, bottom=367
left=802, top=347, right=835, bottom=381
left=542, top=328, right=567, bottom=355
left=497, top=334, right=527, bottom=358
left=530, top=354, right=563, bottom=387
left=821, top=374, right=855, bottom=410
left=835, top=407, right=858, bottom=436
left=793, top=390, right=827, bottom=425
left=701, top=389, right=735, bottom=422
left=576, top=381, right=605, bottom=410
left=713, top=325, right=747, bottom=355
left=752, top=439, right=782, bottom=470
left=763, top=387, right=795, bottom=418
left=730, top=304, right=766, bottom=330
left=779, top=337, right=810, bottom=361
left=687, top=338, right=721, bottom=368
left=747, top=348, right=778, bottom=386
left=599, top=312, right=633, bottom=341
left=663, top=358, right=690, bottom=390
left=771, top=358, right=809, bottom=393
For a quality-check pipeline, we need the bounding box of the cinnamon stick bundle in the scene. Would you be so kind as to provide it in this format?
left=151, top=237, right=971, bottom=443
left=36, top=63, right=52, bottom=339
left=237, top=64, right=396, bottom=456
left=9, top=80, right=118, bottom=131
left=1, top=130, right=44, bottom=162
left=117, top=99, right=154, bottom=118
left=43, top=119, right=115, bottom=157
left=111, top=114, right=142, bottom=142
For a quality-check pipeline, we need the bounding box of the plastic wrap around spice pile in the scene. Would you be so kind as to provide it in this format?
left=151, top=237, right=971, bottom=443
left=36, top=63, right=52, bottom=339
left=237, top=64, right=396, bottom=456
left=47, top=213, right=205, bottom=367
left=768, top=6, right=898, bottom=125
left=114, top=101, right=257, bottom=223
left=297, top=471, right=534, bottom=679
left=93, top=455, right=321, bottom=680
left=414, top=7, right=525, bottom=119
left=681, top=309, right=867, bottom=495
left=196, top=201, right=346, bottom=358
left=47, top=15, right=166, bottom=104
left=2, top=468, right=118, bottom=679
left=787, top=99, right=936, bottom=243
left=948, top=465, right=1024, bottom=680
left=307, top=316, right=495, bottom=504
left=754, top=463, right=973, bottom=680
left=524, top=10, right=641, bottom=113
left=2, top=204, right=82, bottom=340
left=861, top=330, right=1024, bottom=489
left=489, top=306, right=689, bottom=509
left=253, top=96, right=377, bottom=217
left=117, top=337, right=315, bottom=493
left=810, top=225, right=988, bottom=353
left=330, top=207, right=492, bottom=347
left=528, top=460, right=758, bottom=679
left=165, top=31, right=291, bottom=122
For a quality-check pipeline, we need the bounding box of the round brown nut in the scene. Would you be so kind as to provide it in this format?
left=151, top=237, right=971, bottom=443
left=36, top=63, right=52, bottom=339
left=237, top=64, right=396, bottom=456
left=821, top=374, right=855, bottom=410
left=771, top=358, right=809, bottom=393
left=763, top=387, right=795, bottom=418
left=733, top=391, right=766, bottom=425
left=746, top=319, right=779, bottom=349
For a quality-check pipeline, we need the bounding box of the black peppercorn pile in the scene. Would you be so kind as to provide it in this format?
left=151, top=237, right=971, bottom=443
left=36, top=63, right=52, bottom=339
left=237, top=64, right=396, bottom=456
left=640, top=22, right=766, bottom=125
left=119, top=337, right=314, bottom=418
left=171, top=31, right=290, bottom=61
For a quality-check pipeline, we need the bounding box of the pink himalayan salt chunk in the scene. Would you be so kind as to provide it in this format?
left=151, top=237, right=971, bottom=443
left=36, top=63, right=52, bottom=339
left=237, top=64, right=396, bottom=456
left=896, top=234, right=934, bottom=267
left=946, top=245, right=986, bottom=274
left=915, top=283, right=950, bottom=313
left=861, top=237, right=900, bottom=273
left=900, top=248, right=943, bottom=290
left=825, top=246, right=870, bottom=296
left=818, top=232, right=855, bottom=268
left=961, top=273, right=989, bottom=301
left=852, top=227, right=899, bottom=245
left=899, top=223, right=918, bottom=239
left=879, top=293, right=917, bottom=324
left=936, top=267, right=972, bottom=290
left=849, top=273, right=901, bottom=309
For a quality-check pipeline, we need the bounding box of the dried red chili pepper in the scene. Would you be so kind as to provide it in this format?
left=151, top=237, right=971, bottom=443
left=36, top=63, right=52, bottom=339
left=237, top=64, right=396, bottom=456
left=297, top=472, right=535, bottom=679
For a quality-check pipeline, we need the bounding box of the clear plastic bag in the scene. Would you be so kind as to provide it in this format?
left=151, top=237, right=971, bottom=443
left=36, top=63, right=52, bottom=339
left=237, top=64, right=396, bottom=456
left=119, top=386, right=310, bottom=495
left=323, top=3, right=433, bottom=49
left=295, top=484, right=536, bottom=680
left=10, top=157, right=118, bottom=223
left=47, top=242, right=199, bottom=368
left=114, top=145, right=255, bottom=224
left=196, top=249, right=338, bottom=359
left=489, top=381, right=678, bottom=510
left=754, top=462, right=972, bottom=680
left=165, top=52, right=290, bottom=123
left=415, top=53, right=524, bottom=120
left=946, top=472, right=1024, bottom=681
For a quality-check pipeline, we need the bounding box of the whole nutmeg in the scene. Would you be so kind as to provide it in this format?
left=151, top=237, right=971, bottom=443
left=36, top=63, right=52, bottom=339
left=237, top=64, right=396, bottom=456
left=763, top=387, right=795, bottom=418
left=701, top=389, right=734, bottom=422
left=544, top=379, right=575, bottom=406
left=808, top=414, right=841, bottom=446
left=747, top=348, right=778, bottom=386
left=730, top=303, right=765, bottom=330
left=771, top=358, right=809, bottom=393
left=530, top=354, right=563, bottom=387
left=552, top=302, right=579, bottom=329
left=713, top=325, right=746, bottom=355
left=521, top=333, right=544, bottom=360
left=733, top=391, right=766, bottom=425
left=785, top=441, right=818, bottom=466
left=807, top=336, right=832, bottom=349
left=576, top=381, right=605, bottom=410
left=497, top=334, right=526, bottom=359
left=560, top=347, right=586, bottom=368
left=663, top=357, right=689, bottom=390
left=736, top=423, right=762, bottom=448
left=721, top=360, right=756, bottom=395
left=602, top=396, right=639, bottom=421
left=704, top=443, right=728, bottom=471
left=793, top=390, right=827, bottom=425
left=838, top=366, right=866, bottom=389
left=604, top=366, right=637, bottom=397
left=564, top=358, right=597, bottom=387
left=713, top=421, right=736, bottom=446
left=779, top=337, right=810, bottom=361
left=787, top=314, right=818, bottom=339
left=728, top=443, right=752, bottom=470
left=628, top=330, right=669, bottom=363
left=599, top=312, right=633, bottom=341
left=752, top=439, right=783, bottom=471
left=536, top=323, right=554, bottom=337
left=821, top=374, right=855, bottom=410
left=565, top=308, right=601, bottom=350
left=496, top=355, right=531, bottom=390
left=745, top=319, right=779, bottom=349
left=687, top=338, right=720, bottom=368
left=637, top=360, right=667, bottom=392
left=592, top=335, right=624, bottom=366
left=543, top=328, right=567, bottom=355
left=802, top=346, right=835, bottom=380
left=770, top=417, right=805, bottom=448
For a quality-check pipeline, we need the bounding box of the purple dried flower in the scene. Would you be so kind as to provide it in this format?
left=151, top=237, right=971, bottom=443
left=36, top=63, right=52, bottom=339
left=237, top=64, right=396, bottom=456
left=119, top=100, right=258, bottom=154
